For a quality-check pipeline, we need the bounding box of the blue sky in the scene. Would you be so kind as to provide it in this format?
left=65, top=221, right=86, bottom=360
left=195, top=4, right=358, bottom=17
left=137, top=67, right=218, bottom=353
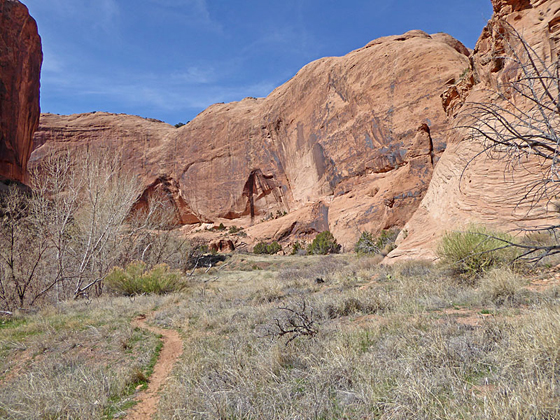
left=24, top=0, right=493, bottom=126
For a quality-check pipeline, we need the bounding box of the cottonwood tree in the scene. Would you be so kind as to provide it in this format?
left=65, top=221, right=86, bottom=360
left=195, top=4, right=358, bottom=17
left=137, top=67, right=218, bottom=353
left=121, top=196, right=192, bottom=274
left=462, top=22, right=560, bottom=261
left=0, top=185, right=52, bottom=310
left=0, top=146, right=178, bottom=310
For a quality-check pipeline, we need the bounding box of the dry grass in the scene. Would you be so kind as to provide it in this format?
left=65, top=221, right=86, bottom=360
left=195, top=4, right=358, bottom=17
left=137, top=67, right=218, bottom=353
left=1, top=254, right=560, bottom=419
left=154, top=255, right=560, bottom=419
left=0, top=295, right=173, bottom=419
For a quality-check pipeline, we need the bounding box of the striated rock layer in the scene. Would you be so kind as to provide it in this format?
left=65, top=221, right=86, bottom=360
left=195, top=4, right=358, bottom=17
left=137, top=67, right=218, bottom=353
left=31, top=31, right=470, bottom=247
left=0, top=0, right=42, bottom=183
left=389, top=0, right=560, bottom=261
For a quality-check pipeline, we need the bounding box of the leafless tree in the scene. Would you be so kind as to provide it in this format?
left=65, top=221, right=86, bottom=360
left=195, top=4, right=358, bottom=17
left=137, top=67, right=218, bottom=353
left=0, top=145, right=189, bottom=310
left=0, top=185, right=51, bottom=309
left=121, top=197, right=192, bottom=273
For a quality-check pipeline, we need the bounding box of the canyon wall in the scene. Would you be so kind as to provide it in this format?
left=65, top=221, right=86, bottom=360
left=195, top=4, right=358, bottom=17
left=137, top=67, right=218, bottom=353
left=32, top=31, right=470, bottom=247
left=0, top=0, right=42, bottom=184
left=389, top=0, right=560, bottom=260
left=32, top=0, right=560, bottom=254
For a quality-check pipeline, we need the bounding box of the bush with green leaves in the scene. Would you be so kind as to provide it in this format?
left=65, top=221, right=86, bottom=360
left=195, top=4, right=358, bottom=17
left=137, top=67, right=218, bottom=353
left=437, top=225, right=519, bottom=279
left=253, top=241, right=282, bottom=255
left=355, top=229, right=399, bottom=256
left=355, top=231, right=378, bottom=255
left=290, top=241, right=306, bottom=255
left=228, top=225, right=243, bottom=234
left=307, top=231, right=341, bottom=255
left=104, top=261, right=184, bottom=296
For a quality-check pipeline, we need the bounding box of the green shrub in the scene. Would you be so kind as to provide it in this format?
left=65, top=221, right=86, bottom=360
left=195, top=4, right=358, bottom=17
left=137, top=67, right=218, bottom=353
left=267, top=241, right=282, bottom=254
left=355, top=231, right=378, bottom=255
left=291, top=241, right=306, bottom=255
left=377, top=229, right=399, bottom=253
left=105, top=261, right=184, bottom=296
left=355, top=229, right=399, bottom=256
left=229, top=225, right=243, bottom=234
left=437, top=225, right=518, bottom=279
left=253, top=241, right=282, bottom=255
left=307, top=231, right=341, bottom=255
left=253, top=242, right=268, bottom=254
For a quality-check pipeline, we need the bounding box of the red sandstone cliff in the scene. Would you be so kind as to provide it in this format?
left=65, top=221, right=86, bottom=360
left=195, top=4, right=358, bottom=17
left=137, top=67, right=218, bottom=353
left=0, top=0, right=42, bottom=184
left=31, top=31, right=470, bottom=247
left=27, top=0, right=560, bottom=255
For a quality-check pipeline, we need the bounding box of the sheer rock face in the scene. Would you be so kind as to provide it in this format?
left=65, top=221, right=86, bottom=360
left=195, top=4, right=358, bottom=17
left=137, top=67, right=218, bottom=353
left=389, top=0, right=560, bottom=261
left=32, top=31, right=469, bottom=246
left=0, top=0, right=42, bottom=183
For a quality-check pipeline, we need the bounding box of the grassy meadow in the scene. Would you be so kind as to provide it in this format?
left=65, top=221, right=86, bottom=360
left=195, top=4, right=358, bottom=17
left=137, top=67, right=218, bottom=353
left=1, top=253, right=560, bottom=419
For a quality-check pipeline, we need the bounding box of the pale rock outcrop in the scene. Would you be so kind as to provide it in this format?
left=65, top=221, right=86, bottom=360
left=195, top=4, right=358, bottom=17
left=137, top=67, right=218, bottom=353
left=389, top=0, right=560, bottom=261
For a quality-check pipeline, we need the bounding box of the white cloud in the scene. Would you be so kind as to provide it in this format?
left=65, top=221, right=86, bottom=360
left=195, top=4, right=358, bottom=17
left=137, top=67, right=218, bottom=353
left=95, top=0, right=120, bottom=31
left=41, top=48, right=64, bottom=74
left=170, top=67, right=216, bottom=84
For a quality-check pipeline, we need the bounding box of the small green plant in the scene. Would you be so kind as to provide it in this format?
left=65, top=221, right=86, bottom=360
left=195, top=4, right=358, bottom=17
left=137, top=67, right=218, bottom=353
left=291, top=241, right=306, bottom=255
left=217, top=223, right=226, bottom=231
left=229, top=225, right=243, bottom=234
left=105, top=261, right=184, bottom=296
left=307, top=231, right=341, bottom=255
left=437, top=225, right=518, bottom=279
left=275, top=210, right=287, bottom=219
left=355, top=229, right=399, bottom=256
left=253, top=241, right=282, bottom=255
left=355, top=231, right=378, bottom=255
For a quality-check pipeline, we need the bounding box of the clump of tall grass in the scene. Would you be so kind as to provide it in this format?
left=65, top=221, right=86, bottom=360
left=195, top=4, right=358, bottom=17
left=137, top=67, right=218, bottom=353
left=105, top=261, right=185, bottom=296
left=479, top=267, right=526, bottom=306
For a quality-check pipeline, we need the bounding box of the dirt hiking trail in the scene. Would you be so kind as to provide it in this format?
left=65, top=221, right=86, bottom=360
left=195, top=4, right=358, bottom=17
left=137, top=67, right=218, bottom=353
left=125, top=314, right=183, bottom=420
